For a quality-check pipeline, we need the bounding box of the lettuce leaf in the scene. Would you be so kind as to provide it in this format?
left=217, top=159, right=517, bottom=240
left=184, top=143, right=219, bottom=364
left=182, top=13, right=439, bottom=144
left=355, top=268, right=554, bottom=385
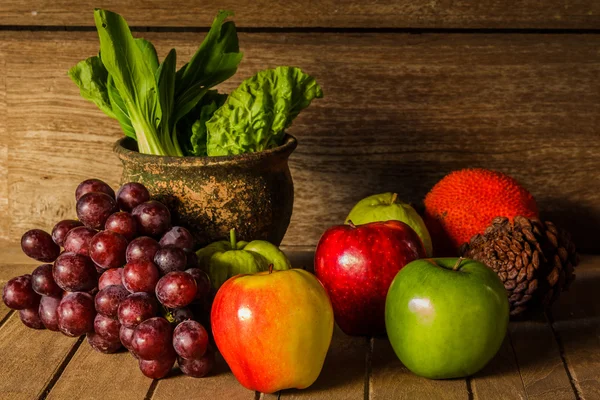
left=206, top=66, right=323, bottom=156
left=177, top=90, right=227, bottom=156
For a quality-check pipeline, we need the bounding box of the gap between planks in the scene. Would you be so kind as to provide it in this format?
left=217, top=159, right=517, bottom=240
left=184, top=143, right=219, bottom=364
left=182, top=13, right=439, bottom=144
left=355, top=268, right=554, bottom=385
left=547, top=311, right=583, bottom=400
left=37, top=336, right=85, bottom=400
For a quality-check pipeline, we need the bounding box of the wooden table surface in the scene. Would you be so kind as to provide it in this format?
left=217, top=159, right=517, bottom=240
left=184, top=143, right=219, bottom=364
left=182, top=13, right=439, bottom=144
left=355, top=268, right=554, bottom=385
left=0, top=248, right=598, bottom=400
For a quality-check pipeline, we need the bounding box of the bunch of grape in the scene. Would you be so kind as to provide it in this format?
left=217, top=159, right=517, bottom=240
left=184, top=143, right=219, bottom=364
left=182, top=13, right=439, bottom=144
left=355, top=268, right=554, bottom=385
left=2, top=179, right=214, bottom=379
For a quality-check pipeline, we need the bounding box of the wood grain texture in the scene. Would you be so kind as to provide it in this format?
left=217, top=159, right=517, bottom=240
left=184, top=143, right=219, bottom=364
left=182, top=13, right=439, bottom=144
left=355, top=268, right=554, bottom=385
left=1, top=32, right=600, bottom=253
left=370, top=338, right=468, bottom=399
left=151, top=352, right=256, bottom=400
left=0, top=315, right=79, bottom=400
left=509, top=318, right=576, bottom=399
left=471, top=337, right=527, bottom=399
left=550, top=256, right=600, bottom=399
left=0, top=40, right=8, bottom=242
left=279, top=326, right=367, bottom=399
left=1, top=0, right=600, bottom=29
left=46, top=345, right=152, bottom=400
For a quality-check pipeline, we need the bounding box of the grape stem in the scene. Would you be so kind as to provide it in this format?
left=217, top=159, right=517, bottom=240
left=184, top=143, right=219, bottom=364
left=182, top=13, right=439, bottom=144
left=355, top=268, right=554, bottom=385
left=347, top=220, right=356, bottom=228
left=390, top=193, right=398, bottom=204
left=268, top=264, right=274, bottom=274
left=229, top=228, right=237, bottom=249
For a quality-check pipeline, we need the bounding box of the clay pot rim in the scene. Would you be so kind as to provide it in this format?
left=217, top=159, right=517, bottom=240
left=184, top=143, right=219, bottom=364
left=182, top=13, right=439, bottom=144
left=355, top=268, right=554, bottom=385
left=113, top=134, right=297, bottom=167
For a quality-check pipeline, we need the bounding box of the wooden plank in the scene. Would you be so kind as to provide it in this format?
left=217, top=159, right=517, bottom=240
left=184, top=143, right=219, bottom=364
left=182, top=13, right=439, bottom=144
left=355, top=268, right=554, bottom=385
left=550, top=255, right=600, bottom=399
left=0, top=39, right=7, bottom=242
left=0, top=314, right=80, bottom=399
left=1, top=0, right=599, bottom=29
left=370, top=338, right=468, bottom=399
left=151, top=352, right=256, bottom=400
left=509, top=318, right=576, bottom=399
left=471, top=337, right=527, bottom=399
left=279, top=326, right=367, bottom=399
left=1, top=32, right=600, bottom=252
left=0, top=283, right=12, bottom=323
left=46, top=345, right=152, bottom=400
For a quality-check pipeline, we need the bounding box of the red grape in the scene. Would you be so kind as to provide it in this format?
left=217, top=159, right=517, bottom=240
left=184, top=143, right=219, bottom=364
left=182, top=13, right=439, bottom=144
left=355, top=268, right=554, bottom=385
left=31, top=264, right=63, bottom=297
left=132, top=201, right=171, bottom=237
left=126, top=237, right=160, bottom=263
left=131, top=317, right=173, bottom=360
left=39, top=295, right=61, bottom=331
left=120, top=325, right=136, bottom=352
left=154, top=246, right=187, bottom=275
left=2, top=275, right=40, bottom=310
left=90, top=230, right=128, bottom=270
left=51, top=220, right=83, bottom=246
left=87, top=332, right=122, bottom=354
left=19, top=307, right=45, bottom=329
left=116, top=182, right=150, bottom=212
left=173, top=320, right=208, bottom=360
left=156, top=272, right=196, bottom=308
left=186, top=268, right=211, bottom=301
left=138, top=352, right=176, bottom=379
left=123, top=260, right=160, bottom=293
left=75, top=178, right=115, bottom=201
left=57, top=292, right=95, bottom=337
left=178, top=347, right=215, bottom=378
left=63, top=226, right=97, bottom=256
left=98, top=268, right=124, bottom=290
left=21, top=229, right=60, bottom=262
left=118, top=292, right=158, bottom=328
left=159, top=227, right=195, bottom=252
left=171, top=307, right=194, bottom=324
left=95, top=284, right=129, bottom=318
left=76, top=192, right=117, bottom=230
left=53, top=252, right=97, bottom=292
left=105, top=212, right=138, bottom=241
left=94, top=313, right=121, bottom=342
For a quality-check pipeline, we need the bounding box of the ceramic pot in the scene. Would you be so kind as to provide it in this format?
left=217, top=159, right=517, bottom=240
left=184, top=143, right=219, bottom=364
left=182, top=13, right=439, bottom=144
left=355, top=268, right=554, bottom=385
left=113, top=135, right=297, bottom=247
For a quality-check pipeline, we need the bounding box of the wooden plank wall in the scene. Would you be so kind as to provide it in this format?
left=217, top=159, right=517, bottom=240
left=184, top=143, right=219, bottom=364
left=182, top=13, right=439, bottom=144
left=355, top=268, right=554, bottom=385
left=0, top=1, right=599, bottom=252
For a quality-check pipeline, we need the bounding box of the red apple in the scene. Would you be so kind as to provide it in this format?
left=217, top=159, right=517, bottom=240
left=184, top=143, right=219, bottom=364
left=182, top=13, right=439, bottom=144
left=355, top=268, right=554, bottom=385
left=315, top=220, right=425, bottom=336
left=211, top=268, right=334, bottom=393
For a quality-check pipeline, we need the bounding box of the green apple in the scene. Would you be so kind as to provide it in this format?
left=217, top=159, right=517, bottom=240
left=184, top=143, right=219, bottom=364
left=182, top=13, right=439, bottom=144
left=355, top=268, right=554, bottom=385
left=345, top=193, right=432, bottom=256
left=385, top=258, right=509, bottom=379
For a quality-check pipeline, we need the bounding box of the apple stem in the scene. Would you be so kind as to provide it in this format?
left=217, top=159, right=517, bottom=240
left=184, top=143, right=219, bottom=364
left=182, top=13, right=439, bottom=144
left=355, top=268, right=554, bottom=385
left=268, top=264, right=274, bottom=274
left=390, top=193, right=398, bottom=204
left=347, top=220, right=356, bottom=228
left=229, top=228, right=237, bottom=249
left=453, top=257, right=465, bottom=271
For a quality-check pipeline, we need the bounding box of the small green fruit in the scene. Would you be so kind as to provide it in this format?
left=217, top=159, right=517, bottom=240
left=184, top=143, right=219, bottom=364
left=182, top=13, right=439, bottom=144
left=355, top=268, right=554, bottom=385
left=346, top=192, right=432, bottom=256
left=243, top=240, right=292, bottom=271
left=209, top=250, right=269, bottom=289
left=197, top=229, right=291, bottom=290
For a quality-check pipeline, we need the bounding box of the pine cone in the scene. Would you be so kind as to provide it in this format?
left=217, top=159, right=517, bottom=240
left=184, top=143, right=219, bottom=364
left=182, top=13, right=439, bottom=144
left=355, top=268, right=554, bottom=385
left=459, top=216, right=579, bottom=317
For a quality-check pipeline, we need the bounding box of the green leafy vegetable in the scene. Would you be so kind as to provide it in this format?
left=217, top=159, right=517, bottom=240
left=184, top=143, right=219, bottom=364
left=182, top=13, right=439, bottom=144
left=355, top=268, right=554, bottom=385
left=156, top=49, right=180, bottom=155
left=177, top=90, right=227, bottom=156
left=206, top=66, right=323, bottom=156
left=70, top=9, right=322, bottom=157
left=68, top=56, right=114, bottom=119
left=173, top=10, right=243, bottom=125
left=94, top=9, right=164, bottom=155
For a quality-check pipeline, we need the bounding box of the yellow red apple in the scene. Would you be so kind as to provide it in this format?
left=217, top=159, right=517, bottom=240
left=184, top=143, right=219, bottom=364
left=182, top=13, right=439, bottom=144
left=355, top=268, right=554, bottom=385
left=211, top=268, right=334, bottom=393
